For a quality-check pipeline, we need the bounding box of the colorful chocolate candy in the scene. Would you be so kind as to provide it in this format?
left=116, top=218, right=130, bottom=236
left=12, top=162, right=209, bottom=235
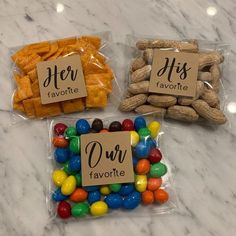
left=54, top=148, right=70, bottom=163
left=109, top=121, right=122, bottom=132
left=54, top=123, right=68, bottom=136
left=91, top=119, right=103, bottom=132
left=71, top=202, right=89, bottom=217
left=51, top=117, right=169, bottom=219
left=90, top=201, right=108, bottom=216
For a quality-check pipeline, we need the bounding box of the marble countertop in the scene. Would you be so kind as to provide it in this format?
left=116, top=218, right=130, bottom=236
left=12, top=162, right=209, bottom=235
left=0, top=0, right=236, bottom=235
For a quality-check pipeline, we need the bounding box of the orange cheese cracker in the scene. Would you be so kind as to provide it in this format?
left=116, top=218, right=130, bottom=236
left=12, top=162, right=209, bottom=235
left=61, top=98, right=85, bottom=113
left=23, top=54, right=41, bottom=73
left=27, top=69, right=37, bottom=83
left=104, top=64, right=114, bottom=79
left=85, top=85, right=108, bottom=108
left=13, top=91, right=20, bottom=103
left=82, top=56, right=107, bottom=75
left=33, top=97, right=61, bottom=118
left=81, top=36, right=101, bottom=49
left=22, top=98, right=36, bottom=118
left=31, top=80, right=40, bottom=98
left=57, top=37, right=77, bottom=48
left=13, top=101, right=25, bottom=113
left=42, top=42, right=58, bottom=60
left=14, top=75, right=33, bottom=101
left=94, top=52, right=106, bottom=65
left=27, top=42, right=50, bottom=55
left=47, top=47, right=64, bottom=61
left=85, top=73, right=112, bottom=93
left=11, top=46, right=29, bottom=62
left=63, top=39, right=91, bottom=56
left=15, top=53, right=39, bottom=71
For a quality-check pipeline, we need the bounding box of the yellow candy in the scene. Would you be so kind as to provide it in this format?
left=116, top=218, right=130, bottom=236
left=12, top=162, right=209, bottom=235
left=52, top=169, right=67, bottom=187
left=61, top=175, right=76, bottom=195
left=135, top=175, right=147, bottom=192
left=130, top=131, right=139, bottom=147
left=148, top=121, right=161, bottom=139
left=100, top=186, right=111, bottom=195
left=90, top=201, right=108, bottom=216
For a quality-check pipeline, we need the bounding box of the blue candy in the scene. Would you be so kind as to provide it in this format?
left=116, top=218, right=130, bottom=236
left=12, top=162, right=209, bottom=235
left=134, top=140, right=151, bottom=159
left=52, top=188, right=68, bottom=202
left=84, top=186, right=99, bottom=192
left=104, top=193, right=123, bottom=209
left=132, top=157, right=138, bottom=168
left=146, top=137, right=157, bottom=149
left=87, top=190, right=101, bottom=205
left=134, top=116, right=146, bottom=132
left=119, top=184, right=135, bottom=196
left=54, top=148, right=70, bottom=163
left=68, top=155, right=81, bottom=172
left=123, top=191, right=141, bottom=209
left=76, top=119, right=90, bottom=135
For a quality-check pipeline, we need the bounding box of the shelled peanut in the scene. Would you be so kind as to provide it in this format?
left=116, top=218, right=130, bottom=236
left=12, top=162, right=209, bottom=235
left=119, top=39, right=227, bottom=125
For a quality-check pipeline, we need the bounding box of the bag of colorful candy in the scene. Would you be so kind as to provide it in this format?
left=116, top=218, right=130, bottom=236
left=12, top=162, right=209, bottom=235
left=9, top=32, right=121, bottom=122
left=47, top=115, right=177, bottom=220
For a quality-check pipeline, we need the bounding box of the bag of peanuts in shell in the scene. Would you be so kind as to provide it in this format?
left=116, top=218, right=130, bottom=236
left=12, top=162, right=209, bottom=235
left=10, top=32, right=121, bottom=121
left=119, top=37, right=229, bottom=125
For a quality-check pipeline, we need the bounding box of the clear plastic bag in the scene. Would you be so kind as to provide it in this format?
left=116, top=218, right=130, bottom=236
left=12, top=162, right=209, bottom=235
left=10, top=32, right=121, bottom=121
left=46, top=114, right=177, bottom=220
left=119, top=36, right=230, bottom=125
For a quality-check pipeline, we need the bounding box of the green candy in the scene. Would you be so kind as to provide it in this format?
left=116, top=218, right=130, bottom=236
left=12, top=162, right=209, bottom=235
left=75, top=173, right=82, bottom=186
left=63, top=162, right=76, bottom=175
left=69, top=136, right=80, bottom=154
left=71, top=203, right=89, bottom=217
left=138, top=128, right=151, bottom=139
left=65, top=127, right=77, bottom=139
left=150, top=162, right=167, bottom=178
left=109, top=183, right=121, bottom=192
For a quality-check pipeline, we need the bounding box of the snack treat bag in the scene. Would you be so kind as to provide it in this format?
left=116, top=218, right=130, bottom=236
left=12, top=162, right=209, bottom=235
left=47, top=115, right=176, bottom=219
left=119, top=38, right=229, bottom=125
left=11, top=34, right=119, bottom=119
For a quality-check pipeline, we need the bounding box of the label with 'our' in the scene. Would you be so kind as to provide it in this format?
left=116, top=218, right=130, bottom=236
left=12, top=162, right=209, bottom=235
left=80, top=131, right=134, bottom=186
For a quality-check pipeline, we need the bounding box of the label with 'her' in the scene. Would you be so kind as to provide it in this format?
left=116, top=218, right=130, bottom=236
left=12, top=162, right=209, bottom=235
left=37, top=55, right=87, bottom=104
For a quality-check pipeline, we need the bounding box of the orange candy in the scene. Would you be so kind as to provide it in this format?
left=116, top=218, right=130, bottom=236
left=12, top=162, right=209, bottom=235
left=154, top=189, right=169, bottom=204
left=141, top=190, right=154, bottom=204
left=135, top=159, right=150, bottom=175
left=147, top=178, right=162, bottom=191
left=100, top=129, right=109, bottom=133
left=52, top=136, right=68, bottom=148
left=69, top=188, right=88, bottom=202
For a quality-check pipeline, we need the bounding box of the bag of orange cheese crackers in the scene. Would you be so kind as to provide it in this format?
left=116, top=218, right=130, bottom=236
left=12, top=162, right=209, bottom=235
left=11, top=32, right=120, bottom=119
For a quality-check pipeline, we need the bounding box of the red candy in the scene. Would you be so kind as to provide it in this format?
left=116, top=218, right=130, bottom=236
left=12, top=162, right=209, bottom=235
left=148, top=148, right=162, bottom=163
left=54, top=123, right=68, bottom=136
left=122, top=119, right=134, bottom=131
left=57, top=201, right=71, bottom=219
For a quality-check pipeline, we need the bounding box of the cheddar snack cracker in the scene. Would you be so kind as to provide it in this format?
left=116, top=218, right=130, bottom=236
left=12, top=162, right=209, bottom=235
left=11, top=35, right=116, bottom=118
